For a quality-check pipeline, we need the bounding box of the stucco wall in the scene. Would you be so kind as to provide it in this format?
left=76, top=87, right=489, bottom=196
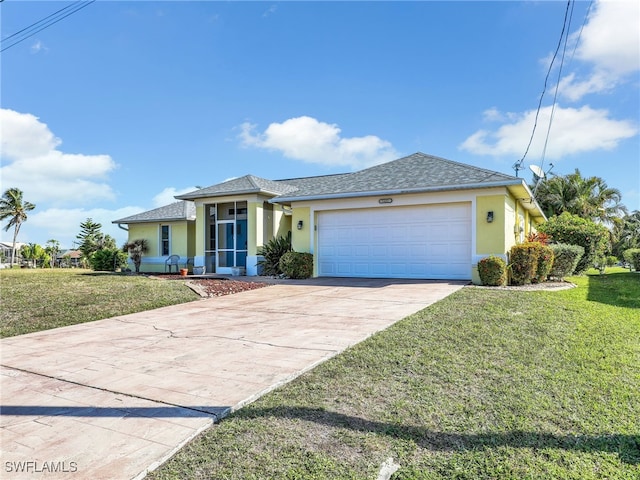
left=125, top=221, right=193, bottom=273
left=128, top=224, right=159, bottom=255
left=476, top=195, right=506, bottom=254
left=274, top=208, right=291, bottom=239
left=291, top=206, right=311, bottom=253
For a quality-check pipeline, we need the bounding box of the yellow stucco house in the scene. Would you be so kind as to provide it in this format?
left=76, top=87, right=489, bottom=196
left=113, top=152, right=545, bottom=283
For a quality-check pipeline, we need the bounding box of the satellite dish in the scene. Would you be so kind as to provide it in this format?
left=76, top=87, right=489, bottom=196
left=529, top=164, right=545, bottom=180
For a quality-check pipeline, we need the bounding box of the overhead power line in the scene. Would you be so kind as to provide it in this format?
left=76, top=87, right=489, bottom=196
left=1, top=0, right=95, bottom=53
left=513, top=0, right=573, bottom=177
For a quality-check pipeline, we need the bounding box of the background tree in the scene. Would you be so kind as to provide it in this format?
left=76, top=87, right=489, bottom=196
left=45, top=239, right=61, bottom=268
left=534, top=169, right=627, bottom=225
left=20, top=243, right=49, bottom=268
left=0, top=188, right=36, bottom=265
left=612, top=211, right=640, bottom=259
left=76, top=218, right=116, bottom=260
left=123, top=239, right=149, bottom=273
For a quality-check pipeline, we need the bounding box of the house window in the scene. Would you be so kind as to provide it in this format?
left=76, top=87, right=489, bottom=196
left=160, top=225, right=170, bottom=256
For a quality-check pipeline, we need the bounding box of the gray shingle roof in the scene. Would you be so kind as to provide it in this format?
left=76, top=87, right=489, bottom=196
left=175, top=175, right=299, bottom=200
left=112, top=201, right=196, bottom=224
left=273, top=152, right=521, bottom=201
left=114, top=153, right=531, bottom=224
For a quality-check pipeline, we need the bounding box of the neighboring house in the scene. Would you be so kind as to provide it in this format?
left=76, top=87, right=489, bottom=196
left=113, top=152, right=546, bottom=282
left=58, top=250, right=82, bottom=268
left=0, top=241, right=25, bottom=265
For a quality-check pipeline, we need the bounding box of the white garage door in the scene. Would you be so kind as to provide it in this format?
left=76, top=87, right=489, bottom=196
left=317, top=203, right=471, bottom=279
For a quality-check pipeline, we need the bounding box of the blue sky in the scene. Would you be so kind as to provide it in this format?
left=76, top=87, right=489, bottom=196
left=1, top=0, right=638, bottom=249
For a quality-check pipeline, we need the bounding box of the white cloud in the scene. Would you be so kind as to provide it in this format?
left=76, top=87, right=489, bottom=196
left=482, top=107, right=505, bottom=123
left=30, top=40, right=48, bottom=54
left=152, top=186, right=198, bottom=207
left=559, top=0, right=639, bottom=101
left=576, top=0, right=639, bottom=75
left=460, top=105, right=637, bottom=159
left=263, top=4, right=278, bottom=17
left=239, top=116, right=399, bottom=170
left=0, top=109, right=117, bottom=206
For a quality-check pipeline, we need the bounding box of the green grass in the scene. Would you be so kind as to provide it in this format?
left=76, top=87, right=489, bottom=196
left=149, top=272, right=640, bottom=480
left=0, top=269, right=200, bottom=337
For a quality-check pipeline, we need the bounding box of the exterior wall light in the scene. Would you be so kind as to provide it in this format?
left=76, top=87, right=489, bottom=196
left=297, top=220, right=303, bottom=230
left=486, top=211, right=494, bottom=223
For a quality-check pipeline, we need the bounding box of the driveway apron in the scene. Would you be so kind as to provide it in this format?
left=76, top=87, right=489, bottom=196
left=1, top=279, right=465, bottom=479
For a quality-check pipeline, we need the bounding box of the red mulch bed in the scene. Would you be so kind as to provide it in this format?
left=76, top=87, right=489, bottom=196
left=149, top=275, right=269, bottom=297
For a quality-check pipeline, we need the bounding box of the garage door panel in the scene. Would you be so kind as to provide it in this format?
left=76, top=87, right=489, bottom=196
left=318, top=203, right=471, bottom=280
left=449, top=242, right=471, bottom=257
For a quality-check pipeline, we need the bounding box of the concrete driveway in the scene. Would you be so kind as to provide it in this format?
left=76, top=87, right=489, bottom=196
left=0, top=278, right=465, bottom=479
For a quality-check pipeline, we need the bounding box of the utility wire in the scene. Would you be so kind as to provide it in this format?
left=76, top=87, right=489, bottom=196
left=534, top=0, right=575, bottom=195
left=513, top=0, right=573, bottom=176
left=533, top=0, right=593, bottom=196
left=1, top=0, right=95, bottom=53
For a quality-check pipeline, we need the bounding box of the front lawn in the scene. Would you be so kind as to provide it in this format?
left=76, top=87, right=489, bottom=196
left=150, top=272, right=640, bottom=479
left=0, top=269, right=200, bottom=338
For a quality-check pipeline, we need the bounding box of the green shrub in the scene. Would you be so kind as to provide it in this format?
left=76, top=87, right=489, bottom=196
left=279, top=252, right=313, bottom=279
left=534, top=243, right=554, bottom=283
left=90, top=248, right=128, bottom=272
left=549, top=243, right=584, bottom=280
left=508, top=242, right=540, bottom=285
left=477, top=255, right=507, bottom=286
left=537, top=212, right=608, bottom=275
left=257, top=233, right=292, bottom=276
left=623, top=248, right=640, bottom=271
left=606, top=255, right=618, bottom=267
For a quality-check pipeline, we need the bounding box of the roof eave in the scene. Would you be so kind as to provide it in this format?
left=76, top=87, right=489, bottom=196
left=112, top=217, right=196, bottom=225
left=506, top=182, right=547, bottom=222
left=270, top=179, right=525, bottom=204
left=175, top=188, right=284, bottom=200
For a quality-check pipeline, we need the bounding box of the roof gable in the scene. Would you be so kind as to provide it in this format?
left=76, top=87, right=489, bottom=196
left=176, top=175, right=298, bottom=200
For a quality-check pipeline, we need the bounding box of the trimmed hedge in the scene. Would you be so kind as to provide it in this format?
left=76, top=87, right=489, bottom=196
left=478, top=256, right=507, bottom=286
left=534, top=243, right=555, bottom=283
left=509, top=242, right=540, bottom=285
left=537, top=212, right=608, bottom=275
left=623, top=248, right=640, bottom=271
left=549, top=243, right=584, bottom=280
left=279, top=252, right=313, bottom=279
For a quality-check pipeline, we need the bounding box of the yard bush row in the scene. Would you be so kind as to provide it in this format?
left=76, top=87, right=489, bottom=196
left=537, top=212, right=608, bottom=275
left=478, top=213, right=613, bottom=286
left=480, top=242, right=579, bottom=287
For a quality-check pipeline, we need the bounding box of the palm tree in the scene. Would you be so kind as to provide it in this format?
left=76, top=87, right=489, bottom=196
left=123, top=239, right=149, bottom=273
left=534, top=169, right=627, bottom=225
left=45, top=239, right=61, bottom=268
left=0, top=188, right=36, bottom=265
left=612, top=211, right=640, bottom=259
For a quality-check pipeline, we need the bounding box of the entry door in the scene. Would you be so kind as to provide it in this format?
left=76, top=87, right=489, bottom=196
left=214, top=201, right=248, bottom=273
